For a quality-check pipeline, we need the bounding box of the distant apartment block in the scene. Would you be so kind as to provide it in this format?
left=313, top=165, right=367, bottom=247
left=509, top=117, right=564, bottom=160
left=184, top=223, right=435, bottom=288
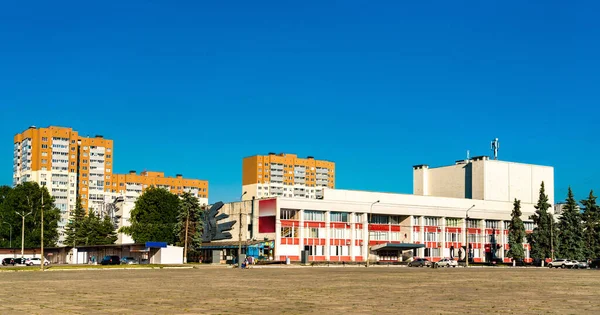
left=242, top=153, right=335, bottom=200
left=13, top=126, right=208, bottom=244
left=114, top=170, right=208, bottom=206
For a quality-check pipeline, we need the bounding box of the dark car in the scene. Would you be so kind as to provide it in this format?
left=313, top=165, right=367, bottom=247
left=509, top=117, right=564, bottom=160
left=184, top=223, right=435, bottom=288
left=408, top=258, right=432, bottom=267
left=101, top=255, right=120, bottom=265
left=11, top=258, right=27, bottom=265
left=2, top=258, right=14, bottom=266
left=589, top=259, right=600, bottom=269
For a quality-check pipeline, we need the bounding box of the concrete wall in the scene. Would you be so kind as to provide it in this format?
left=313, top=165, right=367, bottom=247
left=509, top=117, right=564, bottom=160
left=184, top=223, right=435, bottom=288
left=412, top=159, right=554, bottom=205
left=483, top=160, right=554, bottom=205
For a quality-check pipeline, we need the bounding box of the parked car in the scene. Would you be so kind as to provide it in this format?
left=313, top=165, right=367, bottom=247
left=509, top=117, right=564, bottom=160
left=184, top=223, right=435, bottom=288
left=548, top=259, right=576, bottom=269
left=435, top=258, right=458, bottom=268
left=2, top=258, right=14, bottom=266
left=11, top=258, right=27, bottom=265
left=572, top=260, right=588, bottom=269
left=120, top=257, right=138, bottom=265
left=25, top=257, right=49, bottom=266
left=101, top=255, right=120, bottom=265
left=589, top=259, right=600, bottom=269
left=408, top=258, right=431, bottom=267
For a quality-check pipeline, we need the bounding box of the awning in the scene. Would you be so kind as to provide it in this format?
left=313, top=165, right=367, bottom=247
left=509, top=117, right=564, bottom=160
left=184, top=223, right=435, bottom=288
left=371, top=243, right=425, bottom=251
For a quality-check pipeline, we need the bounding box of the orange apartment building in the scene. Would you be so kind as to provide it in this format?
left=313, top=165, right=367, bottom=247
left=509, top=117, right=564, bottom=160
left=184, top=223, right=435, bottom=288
left=13, top=126, right=208, bottom=244
left=112, top=171, right=208, bottom=205
left=242, top=153, right=335, bottom=200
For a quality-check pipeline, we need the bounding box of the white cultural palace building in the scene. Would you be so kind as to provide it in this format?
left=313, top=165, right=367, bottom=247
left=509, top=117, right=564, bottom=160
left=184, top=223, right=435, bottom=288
left=209, top=156, right=554, bottom=264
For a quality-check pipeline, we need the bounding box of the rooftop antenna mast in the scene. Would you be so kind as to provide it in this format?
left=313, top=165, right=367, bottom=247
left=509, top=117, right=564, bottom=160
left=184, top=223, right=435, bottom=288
left=466, top=150, right=470, bottom=162
left=491, top=138, right=499, bottom=160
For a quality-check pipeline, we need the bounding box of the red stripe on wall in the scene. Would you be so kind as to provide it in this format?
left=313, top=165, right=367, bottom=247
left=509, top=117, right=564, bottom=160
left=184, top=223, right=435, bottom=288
left=369, top=224, right=389, bottom=231
left=390, top=226, right=401, bottom=232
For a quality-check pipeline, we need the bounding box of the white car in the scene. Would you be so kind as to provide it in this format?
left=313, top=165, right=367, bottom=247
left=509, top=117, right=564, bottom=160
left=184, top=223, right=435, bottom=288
left=435, top=258, right=458, bottom=268
left=548, top=259, right=576, bottom=269
left=25, top=258, right=50, bottom=266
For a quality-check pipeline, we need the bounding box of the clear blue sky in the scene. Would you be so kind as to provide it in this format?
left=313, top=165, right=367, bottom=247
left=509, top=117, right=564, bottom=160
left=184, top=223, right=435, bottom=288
left=1, top=1, right=598, bottom=204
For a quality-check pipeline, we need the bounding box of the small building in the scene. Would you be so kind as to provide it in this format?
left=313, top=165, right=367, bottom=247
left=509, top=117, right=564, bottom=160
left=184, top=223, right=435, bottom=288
left=0, top=243, right=184, bottom=265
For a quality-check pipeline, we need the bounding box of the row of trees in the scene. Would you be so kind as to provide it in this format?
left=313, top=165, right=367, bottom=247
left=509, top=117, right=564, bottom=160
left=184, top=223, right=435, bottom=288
left=507, top=182, right=600, bottom=261
left=0, top=183, right=60, bottom=248
left=64, top=198, right=117, bottom=246
left=120, top=187, right=204, bottom=260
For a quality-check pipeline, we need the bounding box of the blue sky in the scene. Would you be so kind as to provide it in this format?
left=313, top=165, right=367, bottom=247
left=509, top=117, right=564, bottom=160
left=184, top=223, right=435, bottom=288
left=0, top=1, right=598, bottom=203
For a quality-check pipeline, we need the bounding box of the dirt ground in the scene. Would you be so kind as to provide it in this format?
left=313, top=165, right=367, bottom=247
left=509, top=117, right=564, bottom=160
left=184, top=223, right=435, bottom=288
left=1, top=266, right=599, bottom=314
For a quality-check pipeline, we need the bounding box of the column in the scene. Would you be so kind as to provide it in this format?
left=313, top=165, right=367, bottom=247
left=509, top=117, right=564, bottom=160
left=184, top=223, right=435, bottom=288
left=350, top=212, right=356, bottom=261
left=363, top=212, right=369, bottom=260
left=275, top=216, right=282, bottom=261
left=325, top=210, right=331, bottom=261
left=440, top=217, right=446, bottom=259
left=298, top=209, right=305, bottom=259
left=419, top=216, right=425, bottom=257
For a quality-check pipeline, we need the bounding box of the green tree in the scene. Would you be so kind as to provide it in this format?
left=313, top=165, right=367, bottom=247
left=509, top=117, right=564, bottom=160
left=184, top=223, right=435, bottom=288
left=120, top=187, right=179, bottom=243
left=175, top=192, right=204, bottom=262
left=557, top=187, right=585, bottom=260
left=1, top=182, right=60, bottom=248
left=581, top=190, right=600, bottom=259
left=507, top=199, right=526, bottom=260
left=64, top=197, right=87, bottom=247
left=97, top=214, right=118, bottom=245
left=528, top=182, right=558, bottom=260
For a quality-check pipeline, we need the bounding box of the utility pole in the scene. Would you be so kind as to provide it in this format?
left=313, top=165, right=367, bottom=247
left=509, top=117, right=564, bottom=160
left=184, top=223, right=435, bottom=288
left=238, top=191, right=247, bottom=268
left=40, top=187, right=45, bottom=271
left=366, top=200, right=380, bottom=267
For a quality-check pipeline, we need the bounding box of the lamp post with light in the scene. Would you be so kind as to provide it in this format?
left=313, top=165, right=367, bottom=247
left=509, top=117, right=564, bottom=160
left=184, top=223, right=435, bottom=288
left=366, top=200, right=380, bottom=267
left=465, top=205, right=475, bottom=267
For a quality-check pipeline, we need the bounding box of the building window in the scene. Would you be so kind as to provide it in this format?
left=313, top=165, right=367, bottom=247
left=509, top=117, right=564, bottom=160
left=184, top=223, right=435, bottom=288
left=354, top=213, right=363, bottom=223
left=485, top=220, right=500, bottom=229
left=306, top=227, right=320, bottom=238
left=524, top=222, right=534, bottom=231
left=42, top=144, right=48, bottom=149
left=303, top=210, right=325, bottom=221
left=425, top=232, right=438, bottom=242
left=83, top=146, right=88, bottom=150
left=280, top=209, right=298, bottom=220
left=370, top=215, right=389, bottom=224
left=330, top=212, right=348, bottom=222
left=41, top=159, right=47, bottom=164
left=424, top=217, right=439, bottom=226
left=413, top=216, right=420, bottom=226
left=446, top=218, right=461, bottom=227
left=281, top=227, right=298, bottom=238
left=41, top=152, right=47, bottom=157
left=467, top=219, right=479, bottom=229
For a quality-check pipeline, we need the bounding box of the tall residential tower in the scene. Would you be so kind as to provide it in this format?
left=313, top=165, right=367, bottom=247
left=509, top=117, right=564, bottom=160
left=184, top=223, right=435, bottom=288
left=242, top=153, right=335, bottom=200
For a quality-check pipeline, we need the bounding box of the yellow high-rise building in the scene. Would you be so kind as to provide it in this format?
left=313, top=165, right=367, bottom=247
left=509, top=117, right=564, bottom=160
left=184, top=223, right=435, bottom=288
left=242, top=153, right=335, bottom=200
left=13, top=126, right=209, bottom=244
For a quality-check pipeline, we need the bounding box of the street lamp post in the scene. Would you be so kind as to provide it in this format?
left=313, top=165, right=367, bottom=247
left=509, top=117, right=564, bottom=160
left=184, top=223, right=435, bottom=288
left=18, top=197, right=34, bottom=258
left=1, top=222, right=12, bottom=249
left=465, top=205, right=475, bottom=268
left=366, top=200, right=380, bottom=268
left=40, top=186, right=46, bottom=271
left=238, top=191, right=247, bottom=268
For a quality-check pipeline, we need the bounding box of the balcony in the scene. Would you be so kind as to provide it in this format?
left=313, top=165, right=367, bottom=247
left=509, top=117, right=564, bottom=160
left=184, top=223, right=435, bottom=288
left=270, top=164, right=284, bottom=171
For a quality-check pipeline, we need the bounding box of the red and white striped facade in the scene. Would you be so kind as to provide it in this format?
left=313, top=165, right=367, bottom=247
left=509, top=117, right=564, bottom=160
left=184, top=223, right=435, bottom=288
left=258, top=188, right=548, bottom=263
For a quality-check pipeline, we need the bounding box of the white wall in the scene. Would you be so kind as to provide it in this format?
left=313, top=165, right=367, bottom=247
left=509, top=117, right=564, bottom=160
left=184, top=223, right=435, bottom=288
left=158, top=246, right=184, bottom=264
